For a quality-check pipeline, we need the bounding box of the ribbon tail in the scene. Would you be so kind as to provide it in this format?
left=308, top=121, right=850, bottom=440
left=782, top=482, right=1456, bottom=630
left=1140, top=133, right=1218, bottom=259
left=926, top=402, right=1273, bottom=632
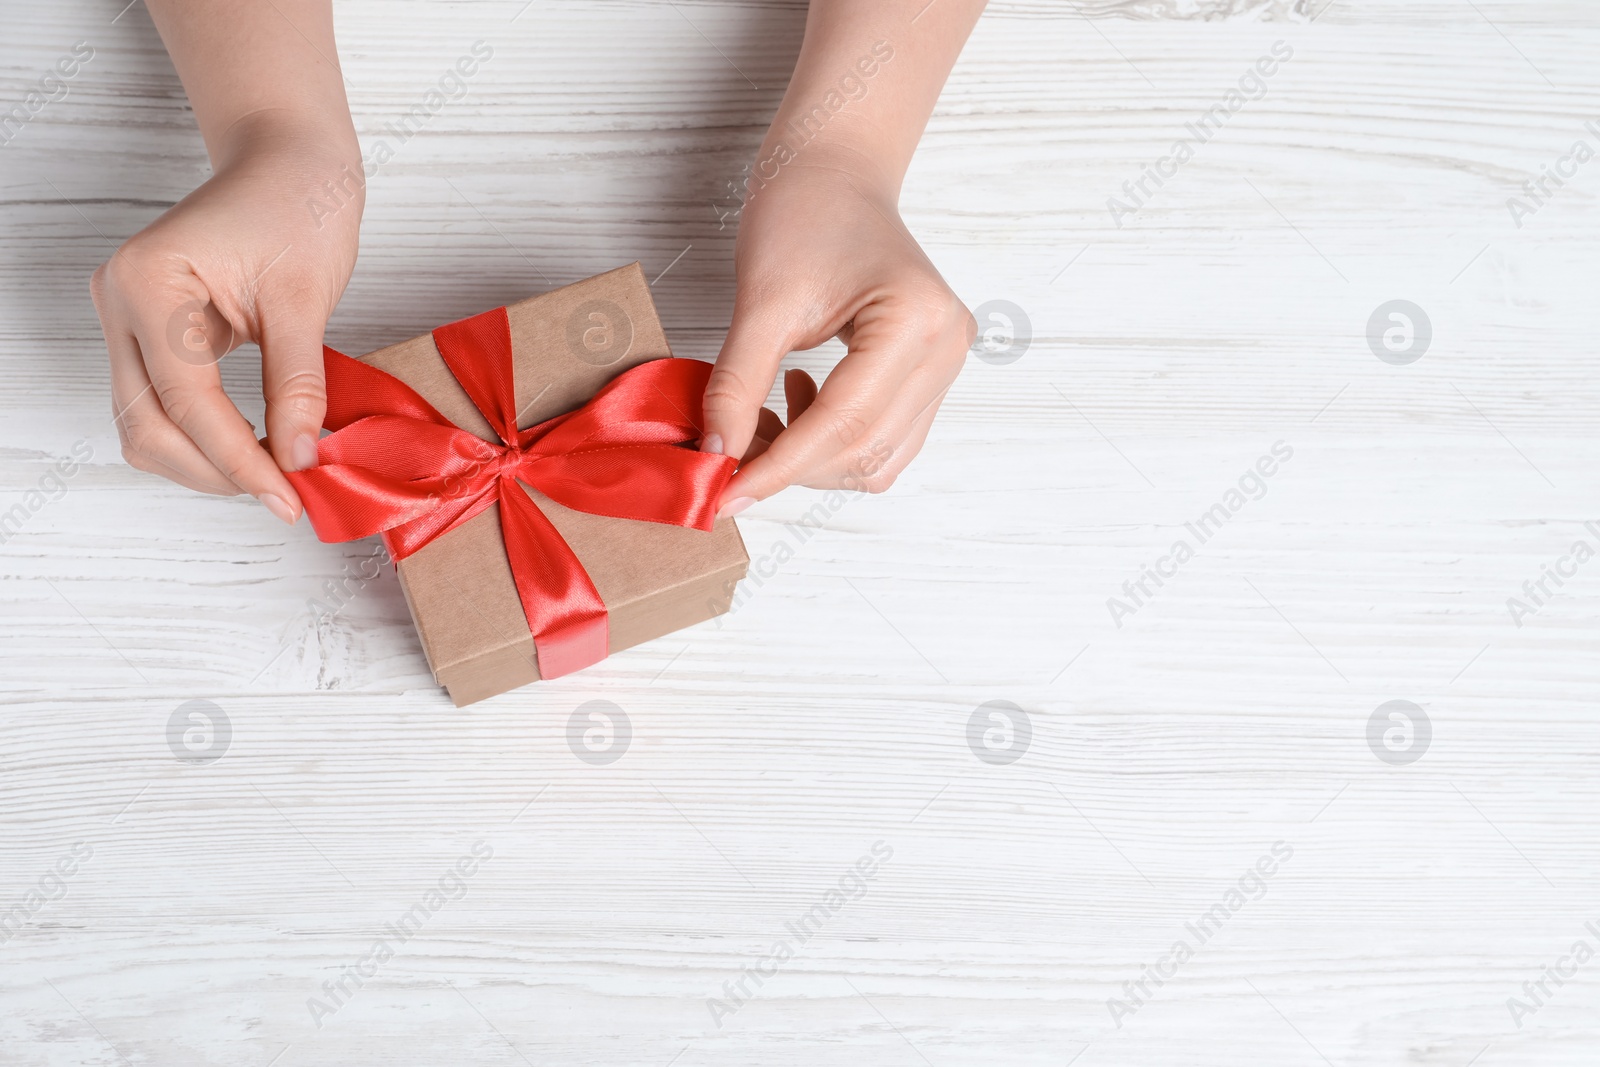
left=496, top=478, right=609, bottom=679
left=289, top=462, right=447, bottom=544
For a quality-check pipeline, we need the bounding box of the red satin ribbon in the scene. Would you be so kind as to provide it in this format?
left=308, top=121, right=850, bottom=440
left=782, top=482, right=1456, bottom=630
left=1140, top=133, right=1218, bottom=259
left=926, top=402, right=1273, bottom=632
left=285, top=305, right=735, bottom=679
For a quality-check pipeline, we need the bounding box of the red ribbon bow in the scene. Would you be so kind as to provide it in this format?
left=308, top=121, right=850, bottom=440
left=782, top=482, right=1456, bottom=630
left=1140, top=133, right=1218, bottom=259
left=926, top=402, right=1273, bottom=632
left=285, top=305, right=735, bottom=679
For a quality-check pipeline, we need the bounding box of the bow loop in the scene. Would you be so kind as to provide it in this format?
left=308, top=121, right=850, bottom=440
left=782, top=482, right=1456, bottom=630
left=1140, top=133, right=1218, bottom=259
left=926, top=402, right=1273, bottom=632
left=530, top=358, right=713, bottom=456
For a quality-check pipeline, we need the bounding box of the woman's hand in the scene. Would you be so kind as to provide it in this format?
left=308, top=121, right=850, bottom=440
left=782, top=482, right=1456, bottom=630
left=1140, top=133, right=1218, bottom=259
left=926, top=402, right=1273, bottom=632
left=90, top=117, right=362, bottom=523
left=702, top=148, right=974, bottom=515
left=699, top=0, right=987, bottom=515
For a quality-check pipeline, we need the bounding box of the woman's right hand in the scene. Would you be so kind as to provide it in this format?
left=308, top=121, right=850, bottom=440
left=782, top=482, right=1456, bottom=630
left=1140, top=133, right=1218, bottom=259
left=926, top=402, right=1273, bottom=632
left=90, top=116, right=364, bottom=523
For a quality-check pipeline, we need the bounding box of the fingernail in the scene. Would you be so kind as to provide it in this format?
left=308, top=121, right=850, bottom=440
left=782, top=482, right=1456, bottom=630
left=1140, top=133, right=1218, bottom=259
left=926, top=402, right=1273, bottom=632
left=717, top=496, right=755, bottom=519
left=700, top=433, right=723, bottom=455
left=291, top=433, right=319, bottom=471
left=259, top=493, right=298, bottom=525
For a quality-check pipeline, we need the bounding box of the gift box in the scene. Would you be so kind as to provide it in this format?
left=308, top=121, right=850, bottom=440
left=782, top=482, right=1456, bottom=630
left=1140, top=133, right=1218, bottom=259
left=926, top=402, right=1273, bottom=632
left=287, top=264, right=749, bottom=705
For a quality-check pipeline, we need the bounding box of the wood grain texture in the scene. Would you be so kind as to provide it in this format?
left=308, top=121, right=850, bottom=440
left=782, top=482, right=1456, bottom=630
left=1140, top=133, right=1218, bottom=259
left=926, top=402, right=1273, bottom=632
left=3, top=1, right=1599, bottom=1064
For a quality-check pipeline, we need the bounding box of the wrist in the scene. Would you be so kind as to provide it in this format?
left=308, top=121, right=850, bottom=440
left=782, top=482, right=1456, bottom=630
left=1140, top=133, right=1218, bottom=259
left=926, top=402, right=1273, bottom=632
left=753, top=119, right=905, bottom=206
left=758, top=31, right=922, bottom=201
left=211, top=106, right=362, bottom=177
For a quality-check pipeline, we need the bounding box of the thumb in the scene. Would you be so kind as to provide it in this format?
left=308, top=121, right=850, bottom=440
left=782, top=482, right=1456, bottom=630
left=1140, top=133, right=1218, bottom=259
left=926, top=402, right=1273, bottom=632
left=258, top=301, right=330, bottom=473
left=702, top=300, right=794, bottom=461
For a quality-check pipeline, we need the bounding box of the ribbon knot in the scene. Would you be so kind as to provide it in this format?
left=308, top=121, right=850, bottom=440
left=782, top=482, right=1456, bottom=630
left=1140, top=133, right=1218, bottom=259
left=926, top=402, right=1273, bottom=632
left=285, top=305, right=736, bottom=680
left=495, top=446, right=530, bottom=480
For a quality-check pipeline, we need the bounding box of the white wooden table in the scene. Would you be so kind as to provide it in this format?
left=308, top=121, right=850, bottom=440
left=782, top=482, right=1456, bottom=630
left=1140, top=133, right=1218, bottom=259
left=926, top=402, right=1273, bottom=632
left=3, top=1, right=1598, bottom=1063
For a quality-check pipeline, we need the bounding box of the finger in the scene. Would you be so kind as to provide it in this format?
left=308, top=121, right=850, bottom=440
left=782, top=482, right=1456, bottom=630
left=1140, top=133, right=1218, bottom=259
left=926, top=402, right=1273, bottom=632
left=737, top=370, right=816, bottom=463
left=783, top=367, right=818, bottom=425
left=803, top=394, right=941, bottom=493
left=741, top=406, right=787, bottom=463
left=701, top=299, right=796, bottom=461
left=720, top=294, right=968, bottom=510
left=755, top=405, right=786, bottom=443
left=258, top=299, right=329, bottom=472
left=132, top=291, right=305, bottom=520
left=720, top=321, right=929, bottom=506
left=99, top=304, right=245, bottom=496
left=127, top=437, right=250, bottom=496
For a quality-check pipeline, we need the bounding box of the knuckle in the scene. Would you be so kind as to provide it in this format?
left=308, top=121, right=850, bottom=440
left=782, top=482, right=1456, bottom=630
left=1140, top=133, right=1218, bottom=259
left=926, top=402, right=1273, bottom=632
left=89, top=262, right=111, bottom=309
left=117, top=421, right=143, bottom=455
left=813, top=402, right=868, bottom=451
left=119, top=442, right=153, bottom=472
left=925, top=301, right=963, bottom=344
left=842, top=436, right=901, bottom=494
left=99, top=245, right=147, bottom=292
left=953, top=302, right=979, bottom=348
left=904, top=283, right=968, bottom=344
left=115, top=403, right=152, bottom=453
left=862, top=469, right=898, bottom=494
left=271, top=368, right=327, bottom=426
left=702, top=365, right=756, bottom=413
left=854, top=450, right=900, bottom=493
left=114, top=409, right=171, bottom=475
left=153, top=379, right=206, bottom=426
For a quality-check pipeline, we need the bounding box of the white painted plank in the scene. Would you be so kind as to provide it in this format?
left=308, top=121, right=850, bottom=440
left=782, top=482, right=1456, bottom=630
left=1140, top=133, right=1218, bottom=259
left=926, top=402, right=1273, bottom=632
left=2, top=1, right=1599, bottom=1064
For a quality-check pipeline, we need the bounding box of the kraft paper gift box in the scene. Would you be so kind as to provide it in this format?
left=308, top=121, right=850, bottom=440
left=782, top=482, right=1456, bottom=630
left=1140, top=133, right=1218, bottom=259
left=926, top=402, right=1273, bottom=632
left=290, top=264, right=749, bottom=706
